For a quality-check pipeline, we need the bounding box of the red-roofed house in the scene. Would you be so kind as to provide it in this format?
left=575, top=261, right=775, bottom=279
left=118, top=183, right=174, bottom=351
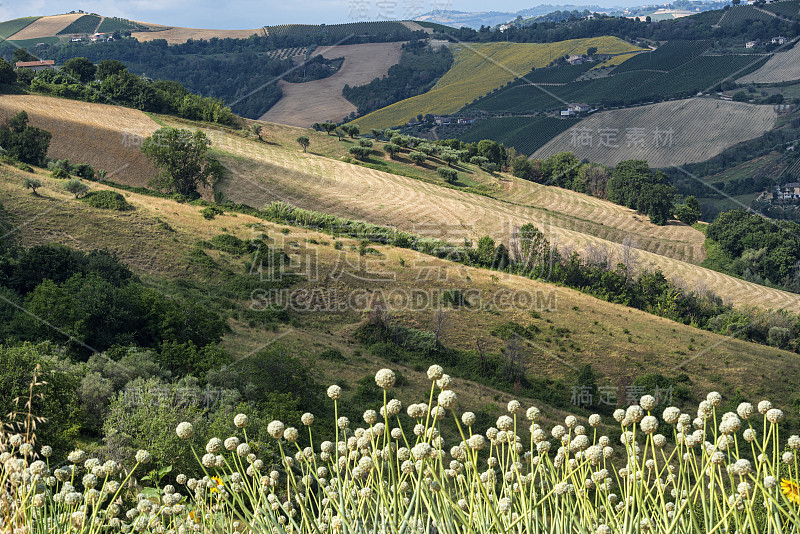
left=15, top=60, right=55, bottom=72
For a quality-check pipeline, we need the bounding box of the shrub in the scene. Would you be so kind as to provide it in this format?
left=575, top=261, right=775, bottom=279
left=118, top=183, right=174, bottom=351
left=408, top=151, right=426, bottom=165
left=80, top=190, right=133, bottom=211
left=208, top=233, right=249, bottom=255
left=50, top=168, right=69, bottom=179
left=349, top=146, right=372, bottom=161
left=201, top=205, right=225, bottom=220
left=16, top=163, right=33, bottom=173
left=359, top=139, right=373, bottom=148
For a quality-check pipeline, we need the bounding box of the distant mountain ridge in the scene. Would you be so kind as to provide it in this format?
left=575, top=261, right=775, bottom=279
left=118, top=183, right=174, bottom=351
left=414, top=5, right=617, bottom=29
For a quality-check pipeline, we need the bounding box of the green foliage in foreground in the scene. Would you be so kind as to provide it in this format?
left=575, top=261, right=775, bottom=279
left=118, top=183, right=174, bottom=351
left=3, top=365, right=800, bottom=533
left=79, top=190, right=133, bottom=211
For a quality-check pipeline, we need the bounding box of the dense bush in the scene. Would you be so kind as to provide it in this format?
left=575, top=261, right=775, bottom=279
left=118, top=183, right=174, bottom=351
left=0, top=111, right=51, bottom=166
left=80, top=190, right=133, bottom=211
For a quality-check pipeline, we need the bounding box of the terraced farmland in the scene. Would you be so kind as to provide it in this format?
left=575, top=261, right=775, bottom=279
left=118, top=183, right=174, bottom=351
left=737, top=42, right=800, bottom=83
left=354, top=37, right=642, bottom=130
left=524, top=62, right=593, bottom=83
left=459, top=117, right=574, bottom=155
left=5, top=13, right=84, bottom=40
left=57, top=14, right=101, bottom=35
left=265, top=47, right=310, bottom=60
left=533, top=99, right=776, bottom=168
left=265, top=21, right=417, bottom=40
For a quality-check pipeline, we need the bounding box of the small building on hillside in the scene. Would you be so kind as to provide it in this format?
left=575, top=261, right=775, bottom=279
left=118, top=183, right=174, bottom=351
left=772, top=36, right=787, bottom=45
left=15, top=60, right=55, bottom=72
left=90, top=33, right=107, bottom=42
left=746, top=41, right=757, bottom=48
left=567, top=55, right=584, bottom=65
left=568, top=103, right=591, bottom=113
left=776, top=182, right=800, bottom=201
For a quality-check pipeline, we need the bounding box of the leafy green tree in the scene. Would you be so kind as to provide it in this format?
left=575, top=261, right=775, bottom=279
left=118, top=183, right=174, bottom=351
left=0, top=111, right=52, bottom=166
left=675, top=196, right=701, bottom=225
left=384, top=143, right=400, bottom=159
left=63, top=178, right=88, bottom=198
left=476, top=236, right=497, bottom=266
left=23, top=177, right=41, bottom=195
left=409, top=151, right=426, bottom=165
left=0, top=59, right=16, bottom=85
left=142, top=128, right=222, bottom=196
left=477, top=139, right=503, bottom=165
left=440, top=150, right=459, bottom=167
left=62, top=57, right=97, bottom=84
left=0, top=343, right=83, bottom=454
left=12, top=48, right=36, bottom=63
left=511, top=156, right=533, bottom=179
left=437, top=167, right=458, bottom=183
left=96, top=59, right=128, bottom=80
left=349, top=146, right=372, bottom=160
left=359, top=139, right=373, bottom=148
left=370, top=129, right=383, bottom=140
left=541, top=152, right=582, bottom=188
left=296, top=135, right=310, bottom=152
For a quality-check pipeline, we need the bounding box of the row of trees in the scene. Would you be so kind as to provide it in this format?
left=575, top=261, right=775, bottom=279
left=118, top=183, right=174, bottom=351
left=23, top=57, right=237, bottom=125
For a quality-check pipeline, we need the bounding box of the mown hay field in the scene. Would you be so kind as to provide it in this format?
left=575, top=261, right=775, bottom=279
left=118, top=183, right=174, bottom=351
left=737, top=42, right=800, bottom=83
left=260, top=42, right=403, bottom=127
left=354, top=37, right=642, bottom=130
left=0, top=95, right=159, bottom=186
left=2, top=163, right=800, bottom=401
left=156, top=116, right=800, bottom=313
left=6, top=14, right=84, bottom=40
left=131, top=26, right=263, bottom=44
left=534, top=99, right=776, bottom=168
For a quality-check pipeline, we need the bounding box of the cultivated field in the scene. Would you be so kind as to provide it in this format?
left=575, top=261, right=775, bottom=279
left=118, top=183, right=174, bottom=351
left=259, top=42, right=404, bottom=127
left=354, top=37, right=642, bottom=130
left=0, top=16, right=41, bottom=40
left=737, top=42, right=800, bottom=83
left=2, top=163, right=800, bottom=401
left=533, top=99, right=776, bottom=168
left=6, top=13, right=84, bottom=40
left=0, top=95, right=159, bottom=186
left=591, top=51, right=642, bottom=70
left=130, top=25, right=263, bottom=44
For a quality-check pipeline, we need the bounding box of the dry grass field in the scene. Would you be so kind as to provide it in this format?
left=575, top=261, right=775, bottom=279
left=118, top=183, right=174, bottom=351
left=6, top=13, right=84, bottom=40
left=152, top=117, right=800, bottom=312
left=130, top=25, right=264, bottom=44
left=6, top=94, right=797, bottom=313
left=2, top=162, right=800, bottom=409
left=737, top=43, right=800, bottom=83
left=0, top=95, right=159, bottom=186
left=259, top=42, right=404, bottom=127
left=533, top=99, right=776, bottom=167
left=354, top=37, right=642, bottom=130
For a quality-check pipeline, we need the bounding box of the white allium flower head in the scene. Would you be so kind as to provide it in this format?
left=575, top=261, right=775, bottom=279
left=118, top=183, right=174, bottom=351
left=427, top=364, right=444, bottom=380
left=375, top=369, right=396, bottom=389
left=497, top=415, right=513, bottom=431
left=327, top=385, right=342, bottom=400
left=767, top=408, right=784, bottom=424
left=225, top=436, right=240, bottom=450
left=363, top=410, right=378, bottom=425
left=613, top=409, right=625, bottom=422
left=788, top=435, right=800, bottom=450
left=206, top=438, right=223, bottom=454
left=626, top=405, right=644, bottom=423
left=662, top=407, right=680, bottom=424
left=437, top=374, right=453, bottom=390
left=135, top=450, right=151, bottom=465
left=438, top=390, right=457, bottom=410
left=743, top=428, right=757, bottom=442
left=706, top=392, right=722, bottom=407
left=301, top=412, right=314, bottom=426
left=564, top=415, right=577, bottom=429
left=284, top=427, right=299, bottom=442
left=783, top=451, right=794, bottom=464
left=737, top=402, right=754, bottom=420
left=697, top=401, right=712, bottom=420
left=462, top=412, right=476, bottom=426
left=267, top=421, right=285, bottom=439
left=758, top=400, right=772, bottom=414
left=639, top=395, right=656, bottom=412
left=507, top=400, right=522, bottom=414
left=526, top=406, right=540, bottom=421
left=237, top=443, right=251, bottom=457
left=337, top=417, right=350, bottom=429
left=176, top=422, right=194, bottom=439
left=391, top=428, right=403, bottom=440
left=387, top=399, right=402, bottom=415
left=589, top=414, right=601, bottom=427
left=40, top=445, right=53, bottom=458
left=234, top=414, right=248, bottom=428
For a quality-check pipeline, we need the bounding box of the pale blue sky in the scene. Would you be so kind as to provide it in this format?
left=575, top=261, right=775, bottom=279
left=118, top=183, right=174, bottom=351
left=1, top=0, right=645, bottom=28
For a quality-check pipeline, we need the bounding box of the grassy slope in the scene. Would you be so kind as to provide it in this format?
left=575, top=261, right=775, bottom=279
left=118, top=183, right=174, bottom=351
left=3, top=163, right=800, bottom=421
left=354, top=37, right=642, bottom=130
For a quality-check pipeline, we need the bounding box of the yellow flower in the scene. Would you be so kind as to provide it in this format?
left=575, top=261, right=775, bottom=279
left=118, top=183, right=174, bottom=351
left=210, top=476, right=223, bottom=493
left=782, top=479, right=800, bottom=505
left=188, top=509, right=200, bottom=524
